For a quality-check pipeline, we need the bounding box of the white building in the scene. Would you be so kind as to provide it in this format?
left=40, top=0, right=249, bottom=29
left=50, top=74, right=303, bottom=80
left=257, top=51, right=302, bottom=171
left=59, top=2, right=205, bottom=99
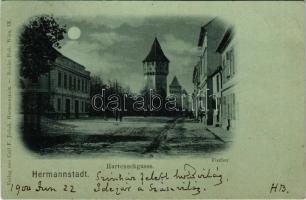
left=216, top=27, right=237, bottom=130
left=22, top=51, right=91, bottom=119
left=194, top=18, right=227, bottom=125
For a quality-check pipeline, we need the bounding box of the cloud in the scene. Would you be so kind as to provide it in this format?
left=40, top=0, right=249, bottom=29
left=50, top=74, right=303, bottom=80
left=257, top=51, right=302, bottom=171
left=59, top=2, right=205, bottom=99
left=159, top=34, right=199, bottom=93
left=58, top=39, right=144, bottom=92
left=89, top=32, right=136, bottom=50
left=60, top=15, right=146, bottom=30
left=163, top=34, right=198, bottom=56
left=57, top=16, right=217, bottom=94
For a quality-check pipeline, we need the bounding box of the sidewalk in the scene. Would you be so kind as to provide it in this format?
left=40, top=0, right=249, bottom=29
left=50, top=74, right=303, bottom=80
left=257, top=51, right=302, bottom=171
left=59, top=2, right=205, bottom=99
left=206, top=126, right=232, bottom=143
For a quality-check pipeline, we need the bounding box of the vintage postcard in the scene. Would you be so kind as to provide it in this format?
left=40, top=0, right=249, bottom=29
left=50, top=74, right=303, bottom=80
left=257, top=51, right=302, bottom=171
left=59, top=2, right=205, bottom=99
left=1, top=1, right=305, bottom=199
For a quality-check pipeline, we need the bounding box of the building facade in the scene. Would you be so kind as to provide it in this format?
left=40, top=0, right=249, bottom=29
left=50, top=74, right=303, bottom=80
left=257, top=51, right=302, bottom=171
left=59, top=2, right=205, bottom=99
left=210, top=66, right=222, bottom=126
left=22, top=52, right=91, bottom=119
left=143, top=37, right=169, bottom=98
left=192, top=61, right=201, bottom=118
left=216, top=27, right=237, bottom=130
left=193, top=18, right=227, bottom=125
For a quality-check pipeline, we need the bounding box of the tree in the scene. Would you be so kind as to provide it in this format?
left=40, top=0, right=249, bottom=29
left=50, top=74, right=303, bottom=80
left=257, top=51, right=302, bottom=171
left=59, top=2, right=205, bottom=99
left=19, top=15, right=66, bottom=82
left=20, top=15, right=66, bottom=133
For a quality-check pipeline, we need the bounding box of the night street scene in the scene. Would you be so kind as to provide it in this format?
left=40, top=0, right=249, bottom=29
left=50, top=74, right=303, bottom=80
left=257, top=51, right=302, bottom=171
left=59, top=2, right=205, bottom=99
left=20, top=15, right=236, bottom=157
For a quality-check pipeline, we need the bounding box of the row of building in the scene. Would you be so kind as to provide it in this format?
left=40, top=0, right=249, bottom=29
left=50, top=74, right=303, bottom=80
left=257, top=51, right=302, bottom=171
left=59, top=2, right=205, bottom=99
left=22, top=18, right=235, bottom=123
left=22, top=51, right=91, bottom=119
left=192, top=18, right=237, bottom=130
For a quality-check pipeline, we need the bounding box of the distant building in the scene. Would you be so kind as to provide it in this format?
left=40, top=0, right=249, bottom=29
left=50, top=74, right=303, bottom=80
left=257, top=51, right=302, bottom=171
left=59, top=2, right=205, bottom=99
left=169, top=76, right=182, bottom=109
left=169, top=76, right=189, bottom=111
left=194, top=18, right=227, bottom=125
left=216, top=27, right=236, bottom=130
left=143, top=37, right=169, bottom=98
left=22, top=51, right=91, bottom=119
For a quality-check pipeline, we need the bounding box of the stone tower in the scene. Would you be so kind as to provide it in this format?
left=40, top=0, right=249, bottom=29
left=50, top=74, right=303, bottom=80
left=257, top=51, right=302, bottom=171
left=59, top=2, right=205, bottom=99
left=143, top=37, right=169, bottom=97
left=169, top=76, right=183, bottom=107
left=169, top=76, right=182, bottom=96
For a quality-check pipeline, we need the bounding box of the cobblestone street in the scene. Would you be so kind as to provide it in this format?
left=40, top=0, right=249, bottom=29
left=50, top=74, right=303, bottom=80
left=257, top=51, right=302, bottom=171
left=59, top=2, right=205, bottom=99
left=39, top=116, right=232, bottom=157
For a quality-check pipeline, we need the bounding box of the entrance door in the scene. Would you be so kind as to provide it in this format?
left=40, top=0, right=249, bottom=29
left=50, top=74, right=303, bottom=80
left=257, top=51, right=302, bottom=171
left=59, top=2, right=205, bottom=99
left=75, top=100, right=79, bottom=118
left=65, top=99, right=70, bottom=119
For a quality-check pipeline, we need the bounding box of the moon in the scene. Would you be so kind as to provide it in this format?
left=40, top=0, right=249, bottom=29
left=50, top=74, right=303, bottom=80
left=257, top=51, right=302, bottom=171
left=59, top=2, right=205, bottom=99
left=67, top=26, right=81, bottom=40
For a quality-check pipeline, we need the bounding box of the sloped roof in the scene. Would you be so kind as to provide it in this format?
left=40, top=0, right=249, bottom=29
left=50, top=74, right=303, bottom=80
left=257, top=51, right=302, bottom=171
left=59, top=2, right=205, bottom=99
left=170, top=76, right=181, bottom=87
left=143, top=37, right=169, bottom=63
left=216, top=27, right=234, bottom=53
left=53, top=48, right=85, bottom=69
left=198, top=17, right=217, bottom=47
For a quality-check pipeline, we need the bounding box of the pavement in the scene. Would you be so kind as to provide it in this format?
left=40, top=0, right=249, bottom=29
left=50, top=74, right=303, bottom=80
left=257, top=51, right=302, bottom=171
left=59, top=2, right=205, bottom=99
left=206, top=126, right=232, bottom=143
left=38, top=116, right=232, bottom=156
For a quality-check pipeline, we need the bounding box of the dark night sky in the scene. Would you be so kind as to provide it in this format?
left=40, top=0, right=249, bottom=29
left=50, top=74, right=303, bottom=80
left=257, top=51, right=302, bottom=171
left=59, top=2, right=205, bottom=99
left=57, top=16, right=212, bottom=94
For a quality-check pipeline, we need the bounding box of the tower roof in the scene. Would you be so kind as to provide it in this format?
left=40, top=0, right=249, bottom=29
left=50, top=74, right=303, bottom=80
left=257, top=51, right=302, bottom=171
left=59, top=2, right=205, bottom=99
left=170, top=76, right=181, bottom=87
left=143, top=37, right=169, bottom=63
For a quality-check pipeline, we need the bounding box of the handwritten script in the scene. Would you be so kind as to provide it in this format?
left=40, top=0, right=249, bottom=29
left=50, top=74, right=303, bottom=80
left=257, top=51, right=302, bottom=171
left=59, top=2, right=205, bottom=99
left=10, top=164, right=228, bottom=197
left=94, top=164, right=227, bottom=196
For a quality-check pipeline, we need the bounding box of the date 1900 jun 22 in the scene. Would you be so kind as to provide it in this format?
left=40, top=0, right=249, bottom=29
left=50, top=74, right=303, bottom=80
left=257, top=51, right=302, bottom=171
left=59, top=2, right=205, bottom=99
left=10, top=181, right=76, bottom=196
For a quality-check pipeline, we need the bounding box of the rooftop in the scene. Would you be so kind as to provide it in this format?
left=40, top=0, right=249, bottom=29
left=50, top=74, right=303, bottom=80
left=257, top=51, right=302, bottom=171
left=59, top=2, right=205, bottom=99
left=197, top=17, right=217, bottom=47
left=216, top=27, right=234, bottom=53
left=170, top=76, right=181, bottom=87
left=143, top=37, right=169, bottom=63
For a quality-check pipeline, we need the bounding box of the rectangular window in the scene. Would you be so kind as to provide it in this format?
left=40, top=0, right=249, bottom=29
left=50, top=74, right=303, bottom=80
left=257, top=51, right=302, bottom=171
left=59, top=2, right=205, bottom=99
left=216, top=75, right=220, bottom=92
left=69, top=76, right=72, bottom=90
left=64, top=73, right=67, bottom=88
left=57, top=98, right=61, bottom=112
left=222, top=66, right=226, bottom=84
left=225, top=51, right=231, bottom=78
left=58, top=71, right=62, bottom=87
left=203, top=48, right=207, bottom=77
left=232, top=49, right=235, bottom=75
left=85, top=81, right=87, bottom=93
left=78, top=79, right=80, bottom=91
left=73, top=77, right=76, bottom=90
left=230, top=95, right=233, bottom=119
left=226, top=51, right=230, bottom=60
left=228, top=103, right=231, bottom=119
left=228, top=60, right=231, bottom=77
left=82, top=79, right=84, bottom=92
left=199, top=59, right=202, bottom=77
left=222, top=96, right=227, bottom=120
